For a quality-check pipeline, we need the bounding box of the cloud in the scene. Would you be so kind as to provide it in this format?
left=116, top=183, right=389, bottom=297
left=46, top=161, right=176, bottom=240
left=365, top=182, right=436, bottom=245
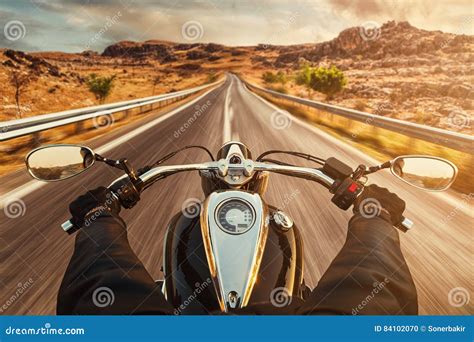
left=0, top=0, right=472, bottom=52
left=329, top=0, right=384, bottom=17
left=0, top=9, right=47, bottom=51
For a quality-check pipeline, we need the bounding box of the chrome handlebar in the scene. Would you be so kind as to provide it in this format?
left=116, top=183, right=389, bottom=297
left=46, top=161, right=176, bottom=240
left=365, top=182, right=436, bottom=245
left=61, top=160, right=413, bottom=233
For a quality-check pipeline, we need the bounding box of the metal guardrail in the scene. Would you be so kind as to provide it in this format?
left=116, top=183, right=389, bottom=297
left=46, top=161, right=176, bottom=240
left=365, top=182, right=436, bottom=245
left=246, top=82, right=473, bottom=154
left=0, top=81, right=223, bottom=142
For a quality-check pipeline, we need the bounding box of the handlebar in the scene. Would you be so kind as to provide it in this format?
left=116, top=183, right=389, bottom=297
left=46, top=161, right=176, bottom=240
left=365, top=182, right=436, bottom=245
left=60, top=160, right=414, bottom=233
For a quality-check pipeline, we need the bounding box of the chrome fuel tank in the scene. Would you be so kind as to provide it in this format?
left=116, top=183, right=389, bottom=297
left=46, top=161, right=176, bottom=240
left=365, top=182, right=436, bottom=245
left=163, top=190, right=303, bottom=314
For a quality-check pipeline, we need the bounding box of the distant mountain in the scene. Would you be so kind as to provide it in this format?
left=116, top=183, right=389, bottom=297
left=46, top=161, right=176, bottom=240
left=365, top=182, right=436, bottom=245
left=100, top=21, right=473, bottom=69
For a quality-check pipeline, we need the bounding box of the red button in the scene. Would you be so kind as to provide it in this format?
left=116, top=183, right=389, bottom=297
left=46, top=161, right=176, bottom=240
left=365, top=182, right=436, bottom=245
left=348, top=183, right=358, bottom=193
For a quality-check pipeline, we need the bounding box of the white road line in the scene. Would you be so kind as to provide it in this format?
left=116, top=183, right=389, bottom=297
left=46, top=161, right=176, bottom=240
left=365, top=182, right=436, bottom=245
left=223, top=75, right=234, bottom=143
left=0, top=86, right=219, bottom=209
left=244, top=81, right=473, bottom=217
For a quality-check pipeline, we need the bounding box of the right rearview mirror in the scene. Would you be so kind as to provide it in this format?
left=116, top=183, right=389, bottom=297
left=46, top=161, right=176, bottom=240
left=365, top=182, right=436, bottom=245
left=390, top=155, right=457, bottom=191
left=26, top=144, right=95, bottom=182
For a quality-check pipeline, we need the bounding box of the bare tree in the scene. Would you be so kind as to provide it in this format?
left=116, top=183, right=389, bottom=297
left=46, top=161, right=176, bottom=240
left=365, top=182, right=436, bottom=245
left=9, top=70, right=32, bottom=118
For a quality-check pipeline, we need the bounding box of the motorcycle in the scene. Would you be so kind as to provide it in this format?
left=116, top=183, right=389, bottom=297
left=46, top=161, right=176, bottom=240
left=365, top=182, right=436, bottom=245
left=25, top=142, right=457, bottom=313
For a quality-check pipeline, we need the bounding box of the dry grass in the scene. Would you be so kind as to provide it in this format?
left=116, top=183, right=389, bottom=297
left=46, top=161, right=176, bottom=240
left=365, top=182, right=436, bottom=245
left=0, top=51, right=213, bottom=122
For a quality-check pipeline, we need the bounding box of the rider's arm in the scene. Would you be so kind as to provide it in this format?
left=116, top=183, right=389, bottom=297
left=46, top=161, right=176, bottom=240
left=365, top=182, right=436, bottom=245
left=57, top=187, right=173, bottom=315
left=298, top=185, right=418, bottom=315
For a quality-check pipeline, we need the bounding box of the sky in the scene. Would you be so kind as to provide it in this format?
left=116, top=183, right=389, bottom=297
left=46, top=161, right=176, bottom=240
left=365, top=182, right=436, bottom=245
left=0, top=0, right=472, bottom=52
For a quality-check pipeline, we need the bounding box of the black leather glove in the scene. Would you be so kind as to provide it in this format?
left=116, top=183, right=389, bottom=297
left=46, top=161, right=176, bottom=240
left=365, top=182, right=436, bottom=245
left=69, top=186, right=121, bottom=228
left=353, top=184, right=405, bottom=226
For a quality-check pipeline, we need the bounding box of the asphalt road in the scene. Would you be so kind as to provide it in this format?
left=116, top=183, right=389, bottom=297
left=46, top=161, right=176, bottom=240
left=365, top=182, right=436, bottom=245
left=0, top=74, right=472, bottom=315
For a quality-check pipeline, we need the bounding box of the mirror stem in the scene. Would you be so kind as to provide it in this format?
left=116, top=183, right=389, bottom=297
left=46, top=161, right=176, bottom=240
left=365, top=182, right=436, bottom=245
left=364, top=161, right=392, bottom=175
left=95, top=153, right=122, bottom=169
left=95, top=154, right=138, bottom=182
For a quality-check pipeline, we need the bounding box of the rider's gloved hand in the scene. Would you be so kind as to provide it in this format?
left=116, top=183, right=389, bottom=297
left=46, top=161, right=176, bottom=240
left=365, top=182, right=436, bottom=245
left=69, top=186, right=122, bottom=228
left=353, top=184, right=405, bottom=226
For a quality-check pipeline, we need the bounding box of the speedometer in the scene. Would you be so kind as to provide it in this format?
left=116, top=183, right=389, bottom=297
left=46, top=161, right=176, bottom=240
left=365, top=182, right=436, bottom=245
left=215, top=199, right=255, bottom=234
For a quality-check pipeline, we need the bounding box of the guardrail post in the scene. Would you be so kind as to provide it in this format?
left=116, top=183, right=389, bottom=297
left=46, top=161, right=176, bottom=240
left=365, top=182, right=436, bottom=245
left=29, top=132, right=41, bottom=148
left=75, top=121, right=84, bottom=134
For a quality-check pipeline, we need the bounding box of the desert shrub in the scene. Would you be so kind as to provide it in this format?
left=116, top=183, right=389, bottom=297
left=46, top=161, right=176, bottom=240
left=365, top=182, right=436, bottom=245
left=308, top=66, right=347, bottom=99
left=294, top=65, right=347, bottom=99
left=86, top=73, right=116, bottom=103
left=207, top=71, right=218, bottom=83
left=294, top=64, right=312, bottom=86
left=262, top=71, right=278, bottom=83
left=262, top=71, right=287, bottom=85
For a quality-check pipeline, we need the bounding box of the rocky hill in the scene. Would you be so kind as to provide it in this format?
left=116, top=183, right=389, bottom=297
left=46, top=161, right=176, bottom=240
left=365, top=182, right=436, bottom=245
left=276, top=21, right=472, bottom=64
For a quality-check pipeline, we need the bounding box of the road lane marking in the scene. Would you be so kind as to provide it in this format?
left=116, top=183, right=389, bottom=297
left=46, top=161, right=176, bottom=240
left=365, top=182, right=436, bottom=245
left=243, top=81, right=473, bottom=218
left=0, top=85, right=221, bottom=209
left=223, top=75, right=234, bottom=143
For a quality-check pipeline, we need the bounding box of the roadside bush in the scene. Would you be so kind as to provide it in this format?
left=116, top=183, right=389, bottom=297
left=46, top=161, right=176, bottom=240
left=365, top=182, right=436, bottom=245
left=86, top=73, right=116, bottom=103
left=294, top=65, right=347, bottom=99
left=262, top=71, right=287, bottom=85
left=207, top=71, right=218, bottom=83
left=309, top=66, right=347, bottom=100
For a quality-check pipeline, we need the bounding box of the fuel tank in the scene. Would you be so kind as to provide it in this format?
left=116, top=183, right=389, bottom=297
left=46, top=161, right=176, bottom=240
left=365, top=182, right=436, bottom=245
left=163, top=198, right=303, bottom=314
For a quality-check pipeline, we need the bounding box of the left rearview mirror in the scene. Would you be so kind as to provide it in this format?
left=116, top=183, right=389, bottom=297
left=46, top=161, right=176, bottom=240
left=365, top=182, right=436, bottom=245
left=390, top=155, right=457, bottom=191
left=26, top=144, right=95, bottom=182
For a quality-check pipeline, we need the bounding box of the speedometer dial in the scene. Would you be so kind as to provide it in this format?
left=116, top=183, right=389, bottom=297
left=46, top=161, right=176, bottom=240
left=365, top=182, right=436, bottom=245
left=215, top=199, right=255, bottom=234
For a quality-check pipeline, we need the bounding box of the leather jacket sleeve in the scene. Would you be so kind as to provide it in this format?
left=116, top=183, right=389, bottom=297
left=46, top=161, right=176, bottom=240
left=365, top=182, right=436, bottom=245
left=297, top=214, right=418, bottom=315
left=57, top=213, right=418, bottom=315
left=56, top=216, right=173, bottom=315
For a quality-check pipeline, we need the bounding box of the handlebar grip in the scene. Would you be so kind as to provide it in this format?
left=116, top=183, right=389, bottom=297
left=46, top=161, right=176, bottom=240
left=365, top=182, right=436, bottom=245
left=61, top=219, right=77, bottom=234
left=397, top=216, right=414, bottom=233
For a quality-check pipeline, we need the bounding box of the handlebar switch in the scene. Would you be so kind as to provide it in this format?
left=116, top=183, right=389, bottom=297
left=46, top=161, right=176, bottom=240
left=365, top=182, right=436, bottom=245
left=323, top=158, right=353, bottom=181
left=110, top=178, right=141, bottom=209
left=331, top=178, right=363, bottom=210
